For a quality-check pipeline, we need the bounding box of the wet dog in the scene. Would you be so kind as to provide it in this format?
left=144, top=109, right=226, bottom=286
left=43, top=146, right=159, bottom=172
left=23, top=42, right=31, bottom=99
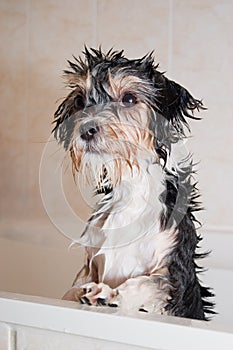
left=53, top=47, right=214, bottom=319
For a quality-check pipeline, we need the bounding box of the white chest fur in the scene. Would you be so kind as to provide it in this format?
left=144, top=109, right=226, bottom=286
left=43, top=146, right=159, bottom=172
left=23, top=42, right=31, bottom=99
left=80, top=160, right=177, bottom=288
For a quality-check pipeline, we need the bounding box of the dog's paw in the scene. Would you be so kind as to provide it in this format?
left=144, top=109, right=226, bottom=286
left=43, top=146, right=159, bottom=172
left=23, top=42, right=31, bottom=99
left=80, top=282, right=119, bottom=307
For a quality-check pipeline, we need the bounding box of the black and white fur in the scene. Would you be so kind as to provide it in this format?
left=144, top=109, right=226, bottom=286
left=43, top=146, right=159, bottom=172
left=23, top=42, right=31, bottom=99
left=53, top=47, right=214, bottom=320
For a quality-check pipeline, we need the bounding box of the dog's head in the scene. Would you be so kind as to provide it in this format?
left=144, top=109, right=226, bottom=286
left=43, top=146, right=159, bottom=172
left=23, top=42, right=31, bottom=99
left=53, top=47, right=203, bottom=188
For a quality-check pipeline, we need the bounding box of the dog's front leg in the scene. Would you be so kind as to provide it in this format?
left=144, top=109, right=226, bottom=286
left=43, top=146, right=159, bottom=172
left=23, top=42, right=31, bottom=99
left=116, top=275, right=169, bottom=313
left=62, top=281, right=118, bottom=305
left=62, top=264, right=92, bottom=302
left=80, top=275, right=169, bottom=313
left=79, top=282, right=118, bottom=306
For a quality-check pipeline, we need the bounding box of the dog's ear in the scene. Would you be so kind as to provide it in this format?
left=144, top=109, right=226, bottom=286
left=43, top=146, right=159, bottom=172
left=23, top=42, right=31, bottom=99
left=153, top=71, right=204, bottom=136
left=52, top=92, right=77, bottom=150
left=150, top=71, right=205, bottom=156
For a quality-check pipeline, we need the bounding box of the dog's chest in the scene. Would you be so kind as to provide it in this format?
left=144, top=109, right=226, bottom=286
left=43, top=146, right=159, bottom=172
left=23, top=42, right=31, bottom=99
left=84, top=221, right=176, bottom=289
left=96, top=225, right=176, bottom=288
left=81, top=162, right=176, bottom=288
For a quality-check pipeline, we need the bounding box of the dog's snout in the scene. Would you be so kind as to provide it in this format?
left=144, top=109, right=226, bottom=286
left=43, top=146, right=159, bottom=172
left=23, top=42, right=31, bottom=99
left=80, top=121, right=99, bottom=141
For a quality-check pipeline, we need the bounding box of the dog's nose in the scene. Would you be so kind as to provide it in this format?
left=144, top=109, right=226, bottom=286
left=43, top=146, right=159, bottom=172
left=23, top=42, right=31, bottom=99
left=80, top=121, right=99, bottom=141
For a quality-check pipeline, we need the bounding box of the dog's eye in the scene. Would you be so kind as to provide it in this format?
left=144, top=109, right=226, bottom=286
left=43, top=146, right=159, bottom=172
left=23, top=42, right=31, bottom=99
left=74, top=96, right=85, bottom=111
left=122, top=93, right=137, bottom=106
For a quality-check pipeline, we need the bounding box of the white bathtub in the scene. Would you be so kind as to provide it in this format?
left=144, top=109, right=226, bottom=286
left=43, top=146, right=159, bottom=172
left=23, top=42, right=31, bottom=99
left=0, top=287, right=233, bottom=350
left=0, top=225, right=233, bottom=349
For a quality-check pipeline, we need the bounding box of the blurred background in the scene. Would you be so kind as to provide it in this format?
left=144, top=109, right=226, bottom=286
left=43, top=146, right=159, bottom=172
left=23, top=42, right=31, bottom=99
left=0, top=0, right=232, bottom=304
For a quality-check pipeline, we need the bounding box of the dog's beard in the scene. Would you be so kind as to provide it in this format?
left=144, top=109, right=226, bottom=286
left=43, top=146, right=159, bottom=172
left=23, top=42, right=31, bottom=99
left=80, top=153, right=128, bottom=189
left=70, top=129, right=157, bottom=190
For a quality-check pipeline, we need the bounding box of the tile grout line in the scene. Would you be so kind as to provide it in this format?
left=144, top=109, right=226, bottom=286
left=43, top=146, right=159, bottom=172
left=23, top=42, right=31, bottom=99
left=23, top=0, right=31, bottom=217
left=168, top=0, right=174, bottom=74
left=91, top=0, right=98, bottom=47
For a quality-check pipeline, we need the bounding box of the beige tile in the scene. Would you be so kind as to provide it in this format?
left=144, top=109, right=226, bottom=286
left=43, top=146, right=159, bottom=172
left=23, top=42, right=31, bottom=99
left=27, top=140, right=92, bottom=222
left=37, top=139, right=91, bottom=243
left=170, top=0, right=233, bottom=228
left=200, top=161, right=233, bottom=227
left=0, top=140, right=28, bottom=218
left=188, top=104, right=233, bottom=227
left=188, top=104, right=232, bottom=163
left=27, top=0, right=94, bottom=103
left=97, top=0, right=170, bottom=69
left=0, top=236, right=82, bottom=298
left=26, top=0, right=94, bottom=143
left=25, top=0, right=94, bottom=218
left=0, top=0, right=28, bottom=219
left=172, top=0, right=233, bottom=104
left=0, top=0, right=28, bottom=140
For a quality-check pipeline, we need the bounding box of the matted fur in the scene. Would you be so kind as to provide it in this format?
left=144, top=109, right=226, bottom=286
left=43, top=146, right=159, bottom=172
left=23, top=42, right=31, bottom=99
left=53, top=47, right=214, bottom=320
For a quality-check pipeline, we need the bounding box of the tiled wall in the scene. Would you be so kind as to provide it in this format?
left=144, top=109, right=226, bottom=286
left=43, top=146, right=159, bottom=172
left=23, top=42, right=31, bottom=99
left=0, top=0, right=233, bottom=295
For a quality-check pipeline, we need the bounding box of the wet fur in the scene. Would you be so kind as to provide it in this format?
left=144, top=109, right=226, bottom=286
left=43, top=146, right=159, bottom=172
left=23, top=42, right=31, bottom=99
left=53, top=47, right=214, bottom=320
